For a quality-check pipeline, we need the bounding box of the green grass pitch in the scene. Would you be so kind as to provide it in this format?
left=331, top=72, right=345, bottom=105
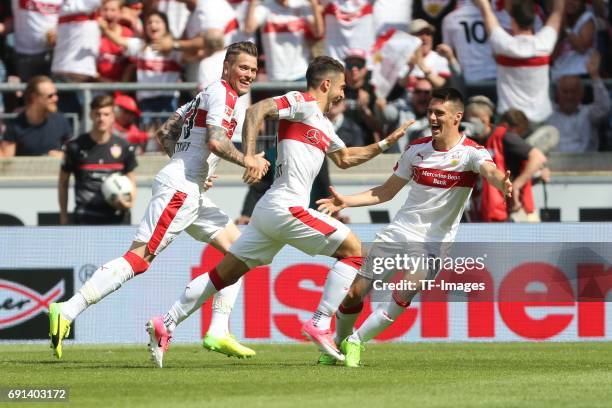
left=1, top=342, right=611, bottom=407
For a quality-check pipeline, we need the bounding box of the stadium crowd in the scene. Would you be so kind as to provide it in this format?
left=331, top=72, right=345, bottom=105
left=0, top=0, right=610, bottom=224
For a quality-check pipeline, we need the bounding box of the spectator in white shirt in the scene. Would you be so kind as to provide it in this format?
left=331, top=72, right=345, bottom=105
left=551, top=0, right=596, bottom=81
left=475, top=0, right=565, bottom=124
left=244, top=0, right=323, bottom=81
left=547, top=51, right=610, bottom=152
left=400, top=18, right=450, bottom=89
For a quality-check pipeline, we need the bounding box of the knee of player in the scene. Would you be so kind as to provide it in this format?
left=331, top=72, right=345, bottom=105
left=335, top=234, right=363, bottom=259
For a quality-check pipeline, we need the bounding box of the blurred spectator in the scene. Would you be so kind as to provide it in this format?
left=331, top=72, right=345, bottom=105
left=343, top=48, right=382, bottom=144
left=52, top=0, right=101, bottom=115
left=382, top=77, right=432, bottom=151
left=151, top=0, right=242, bottom=82
left=113, top=93, right=148, bottom=152
left=476, top=0, right=565, bottom=124
left=245, top=0, right=323, bottom=81
left=551, top=0, right=596, bottom=81
left=147, top=0, right=192, bottom=39
left=412, top=0, right=457, bottom=45
left=442, top=0, right=509, bottom=84
left=59, top=94, right=137, bottom=225
left=547, top=52, right=610, bottom=152
left=0, top=76, right=71, bottom=157
left=321, top=0, right=376, bottom=63
left=11, top=0, right=60, bottom=81
left=328, top=99, right=367, bottom=147
left=373, top=0, right=412, bottom=35
left=400, top=19, right=450, bottom=89
left=120, top=0, right=144, bottom=35
left=197, top=29, right=226, bottom=89
left=97, top=0, right=136, bottom=82
left=99, top=11, right=181, bottom=119
left=465, top=97, right=547, bottom=222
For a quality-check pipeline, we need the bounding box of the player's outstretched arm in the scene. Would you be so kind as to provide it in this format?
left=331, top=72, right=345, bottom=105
left=317, top=175, right=408, bottom=215
left=546, top=0, right=566, bottom=33
left=327, top=119, right=414, bottom=169
left=156, top=112, right=184, bottom=157
left=242, top=98, right=278, bottom=183
left=480, top=163, right=513, bottom=198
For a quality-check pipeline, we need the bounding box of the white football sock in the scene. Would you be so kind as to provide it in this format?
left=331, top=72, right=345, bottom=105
left=63, top=257, right=135, bottom=321
left=207, top=277, right=243, bottom=337
left=334, top=305, right=362, bottom=345
left=351, top=300, right=406, bottom=343
left=312, top=261, right=358, bottom=330
left=165, top=272, right=220, bottom=330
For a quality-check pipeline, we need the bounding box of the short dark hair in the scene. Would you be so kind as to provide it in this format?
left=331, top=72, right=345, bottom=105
left=91, top=94, right=115, bottom=111
left=510, top=0, right=535, bottom=30
left=306, top=56, right=345, bottom=89
left=24, top=75, right=53, bottom=105
left=224, top=41, right=258, bottom=64
left=431, top=87, right=464, bottom=112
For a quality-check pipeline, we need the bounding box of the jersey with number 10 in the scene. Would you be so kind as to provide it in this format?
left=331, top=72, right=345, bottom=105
left=156, top=79, right=240, bottom=195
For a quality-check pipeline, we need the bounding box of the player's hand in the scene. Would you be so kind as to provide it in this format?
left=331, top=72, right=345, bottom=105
left=384, top=119, right=416, bottom=146
left=503, top=170, right=513, bottom=199
left=203, top=175, right=218, bottom=191
left=316, top=186, right=347, bottom=215
left=243, top=151, right=269, bottom=184
left=113, top=194, right=133, bottom=210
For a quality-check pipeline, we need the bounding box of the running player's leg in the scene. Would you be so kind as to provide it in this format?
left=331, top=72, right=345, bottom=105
left=50, top=181, right=198, bottom=358
left=161, top=222, right=281, bottom=339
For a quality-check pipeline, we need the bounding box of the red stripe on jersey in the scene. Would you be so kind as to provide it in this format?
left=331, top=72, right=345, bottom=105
left=58, top=12, right=95, bottom=24
left=224, top=18, right=239, bottom=34
left=323, top=2, right=373, bottom=23
left=18, top=0, right=61, bottom=15
left=220, top=80, right=239, bottom=111
left=263, top=19, right=308, bottom=34
left=79, top=163, right=125, bottom=170
left=495, top=55, right=550, bottom=67
left=274, top=96, right=291, bottom=111
left=147, top=191, right=187, bottom=254
left=278, top=120, right=331, bottom=153
left=137, top=59, right=182, bottom=72
left=409, top=136, right=433, bottom=147
left=194, top=108, right=207, bottom=128
left=289, top=206, right=337, bottom=236
left=300, top=92, right=316, bottom=102
left=372, top=28, right=396, bottom=53
left=462, top=137, right=485, bottom=149
left=412, top=166, right=478, bottom=189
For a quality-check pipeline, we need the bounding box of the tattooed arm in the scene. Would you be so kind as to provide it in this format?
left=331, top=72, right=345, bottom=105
left=155, top=112, right=184, bottom=157
left=241, top=98, right=278, bottom=183
left=206, top=125, right=246, bottom=167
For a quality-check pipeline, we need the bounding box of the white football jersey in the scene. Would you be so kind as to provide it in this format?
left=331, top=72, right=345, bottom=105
left=12, top=0, right=61, bottom=54
left=125, top=38, right=182, bottom=100
left=254, top=0, right=315, bottom=81
left=387, top=135, right=492, bottom=242
left=321, top=0, right=376, bottom=63
left=156, top=80, right=241, bottom=194
left=185, top=0, right=242, bottom=43
left=257, top=91, right=346, bottom=209
left=489, top=25, right=558, bottom=123
left=155, top=0, right=190, bottom=39
left=51, top=0, right=100, bottom=77
left=442, top=1, right=510, bottom=83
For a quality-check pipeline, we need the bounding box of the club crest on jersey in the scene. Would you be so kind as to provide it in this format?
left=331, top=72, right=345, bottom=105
left=422, top=0, right=451, bottom=18
left=449, top=151, right=462, bottom=166
left=305, top=129, right=320, bottom=145
left=110, top=144, right=122, bottom=159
